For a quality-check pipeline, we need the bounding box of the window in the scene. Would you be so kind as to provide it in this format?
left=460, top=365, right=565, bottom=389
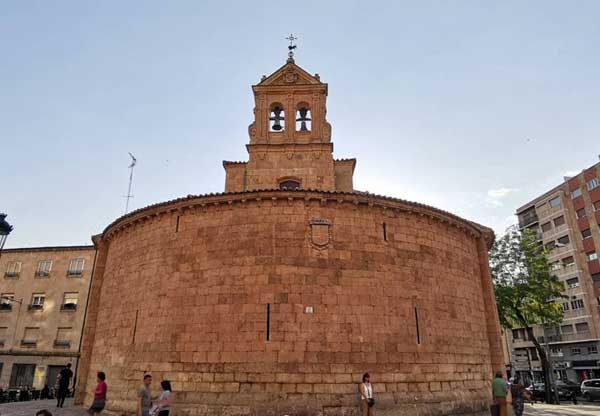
left=0, top=293, right=14, bottom=311
left=55, top=327, right=72, bottom=348
left=575, top=322, right=590, bottom=333
left=566, top=277, right=579, bottom=288
left=295, top=104, right=311, bottom=132
left=582, top=228, right=592, bottom=239
left=541, top=222, right=552, bottom=232
left=571, top=188, right=582, bottom=199
left=29, top=294, right=45, bottom=310
left=279, top=180, right=300, bottom=190
left=576, top=208, right=587, bottom=219
left=571, top=299, right=585, bottom=310
left=594, top=201, right=600, bottom=211
left=0, top=326, right=7, bottom=347
left=592, top=273, right=600, bottom=282
left=562, top=256, right=575, bottom=267
left=22, top=327, right=39, bottom=346
left=554, top=216, right=565, bottom=226
left=67, top=258, right=85, bottom=276
left=549, top=196, right=561, bottom=207
left=530, top=348, right=539, bottom=361
left=61, top=293, right=78, bottom=310
left=269, top=104, right=285, bottom=131
left=587, top=252, right=598, bottom=262
left=589, top=345, right=598, bottom=354
left=561, top=324, right=574, bottom=334
left=587, top=178, right=599, bottom=191
left=550, top=346, right=562, bottom=354
left=5, top=261, right=21, bottom=278
left=571, top=347, right=581, bottom=355
left=562, top=303, right=570, bottom=311
left=598, top=296, right=600, bottom=306
left=551, top=262, right=562, bottom=271
left=557, top=235, right=570, bottom=246
left=544, top=241, right=555, bottom=250
left=512, top=329, right=521, bottom=339
left=35, top=260, right=52, bottom=277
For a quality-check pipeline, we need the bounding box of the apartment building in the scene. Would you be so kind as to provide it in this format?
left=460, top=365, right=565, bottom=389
left=0, top=245, right=95, bottom=390
left=509, top=159, right=600, bottom=383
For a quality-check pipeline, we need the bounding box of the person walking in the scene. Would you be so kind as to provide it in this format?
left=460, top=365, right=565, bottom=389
left=56, top=363, right=73, bottom=408
left=358, top=373, right=374, bottom=416
left=153, top=380, right=173, bottom=416
left=137, top=374, right=153, bottom=416
left=492, top=371, right=508, bottom=416
left=509, top=375, right=529, bottom=416
left=88, top=372, right=107, bottom=415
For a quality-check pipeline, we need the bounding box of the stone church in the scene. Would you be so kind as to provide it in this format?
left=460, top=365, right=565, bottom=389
left=75, top=52, right=504, bottom=415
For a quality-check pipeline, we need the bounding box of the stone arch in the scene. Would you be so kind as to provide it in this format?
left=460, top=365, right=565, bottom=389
left=295, top=101, right=311, bottom=132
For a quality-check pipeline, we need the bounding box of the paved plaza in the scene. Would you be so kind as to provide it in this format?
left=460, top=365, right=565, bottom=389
left=0, top=399, right=81, bottom=416
left=522, top=402, right=600, bottom=415
left=1, top=399, right=600, bottom=416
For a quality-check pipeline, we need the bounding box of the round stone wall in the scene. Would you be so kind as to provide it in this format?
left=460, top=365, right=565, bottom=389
left=76, top=190, right=502, bottom=416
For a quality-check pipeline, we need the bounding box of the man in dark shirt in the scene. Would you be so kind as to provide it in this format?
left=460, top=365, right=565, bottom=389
left=57, top=363, right=73, bottom=408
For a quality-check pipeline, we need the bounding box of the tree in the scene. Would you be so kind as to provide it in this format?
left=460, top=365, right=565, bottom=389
left=489, top=226, right=565, bottom=404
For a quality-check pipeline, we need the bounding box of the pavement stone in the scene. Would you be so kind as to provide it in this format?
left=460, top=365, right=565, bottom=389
left=3, top=398, right=599, bottom=416
left=0, top=399, right=86, bottom=416
left=523, top=401, right=600, bottom=415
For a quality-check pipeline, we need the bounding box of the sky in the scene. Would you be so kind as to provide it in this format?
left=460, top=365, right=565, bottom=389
left=1, top=1, right=599, bottom=248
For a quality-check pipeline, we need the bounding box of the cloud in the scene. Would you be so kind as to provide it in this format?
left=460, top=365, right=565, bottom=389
left=484, top=187, right=518, bottom=208
left=563, top=170, right=580, bottom=178
left=487, top=187, right=517, bottom=198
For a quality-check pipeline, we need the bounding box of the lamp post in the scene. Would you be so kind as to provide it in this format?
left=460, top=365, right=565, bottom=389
left=0, top=213, right=14, bottom=258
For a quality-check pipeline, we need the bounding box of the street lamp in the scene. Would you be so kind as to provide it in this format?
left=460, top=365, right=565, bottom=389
left=0, top=213, right=14, bottom=257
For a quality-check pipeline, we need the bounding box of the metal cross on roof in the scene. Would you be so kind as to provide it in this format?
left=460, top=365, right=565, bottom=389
left=285, top=33, right=297, bottom=61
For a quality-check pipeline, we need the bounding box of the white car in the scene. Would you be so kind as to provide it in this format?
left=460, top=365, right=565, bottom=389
left=581, top=379, right=600, bottom=401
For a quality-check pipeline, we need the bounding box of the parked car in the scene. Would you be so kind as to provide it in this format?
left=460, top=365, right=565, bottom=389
left=555, top=379, right=581, bottom=396
left=581, top=379, right=600, bottom=401
left=526, top=380, right=580, bottom=401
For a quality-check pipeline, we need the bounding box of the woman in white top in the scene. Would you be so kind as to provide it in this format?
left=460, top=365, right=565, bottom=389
left=359, top=372, right=374, bottom=416
left=155, top=380, right=172, bottom=416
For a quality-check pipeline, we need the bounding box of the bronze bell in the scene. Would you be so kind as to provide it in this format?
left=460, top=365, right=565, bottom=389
left=269, top=107, right=284, bottom=131
left=296, top=108, right=311, bottom=131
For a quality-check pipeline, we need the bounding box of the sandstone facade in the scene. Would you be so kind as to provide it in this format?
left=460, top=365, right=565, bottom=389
left=75, top=56, right=503, bottom=416
left=0, top=245, right=95, bottom=389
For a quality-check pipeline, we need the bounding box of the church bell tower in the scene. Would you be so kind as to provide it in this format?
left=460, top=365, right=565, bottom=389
left=223, top=39, right=355, bottom=193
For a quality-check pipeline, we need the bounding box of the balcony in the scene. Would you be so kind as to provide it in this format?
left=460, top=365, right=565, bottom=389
left=542, top=223, right=570, bottom=240
left=545, top=332, right=594, bottom=343
left=519, top=213, right=539, bottom=229
left=4, top=272, right=19, bottom=278
left=34, top=271, right=49, bottom=278
left=536, top=203, right=564, bottom=221
left=0, top=303, right=12, bottom=311
left=562, top=308, right=589, bottom=319
left=548, top=245, right=575, bottom=259
left=53, top=340, right=70, bottom=348
left=60, top=303, right=77, bottom=311
left=27, top=304, right=43, bottom=311
left=20, top=340, right=37, bottom=348
left=66, top=270, right=83, bottom=277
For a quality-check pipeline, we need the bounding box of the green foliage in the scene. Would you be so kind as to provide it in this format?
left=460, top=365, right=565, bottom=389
left=490, top=226, right=564, bottom=329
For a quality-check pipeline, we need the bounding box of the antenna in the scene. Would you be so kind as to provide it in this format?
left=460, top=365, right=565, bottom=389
left=124, top=152, right=137, bottom=214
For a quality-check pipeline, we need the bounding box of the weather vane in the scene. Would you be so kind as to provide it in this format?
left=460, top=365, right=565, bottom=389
left=285, top=33, right=297, bottom=61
